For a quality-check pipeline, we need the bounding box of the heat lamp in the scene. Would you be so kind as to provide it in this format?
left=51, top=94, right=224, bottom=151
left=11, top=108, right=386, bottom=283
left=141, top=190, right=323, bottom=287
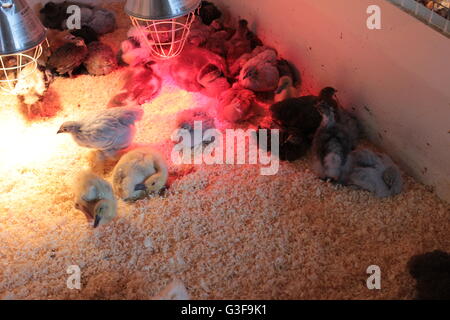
left=125, top=0, right=201, bottom=59
left=0, top=0, right=47, bottom=94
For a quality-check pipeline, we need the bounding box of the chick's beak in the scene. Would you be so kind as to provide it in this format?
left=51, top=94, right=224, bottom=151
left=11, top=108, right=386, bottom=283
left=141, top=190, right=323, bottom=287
left=57, top=128, right=63, bottom=134
left=93, top=215, right=102, bottom=228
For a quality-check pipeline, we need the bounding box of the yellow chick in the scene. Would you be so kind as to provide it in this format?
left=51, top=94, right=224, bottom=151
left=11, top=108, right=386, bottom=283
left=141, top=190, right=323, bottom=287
left=274, top=75, right=299, bottom=103
left=74, top=170, right=117, bottom=228
left=112, top=147, right=168, bottom=202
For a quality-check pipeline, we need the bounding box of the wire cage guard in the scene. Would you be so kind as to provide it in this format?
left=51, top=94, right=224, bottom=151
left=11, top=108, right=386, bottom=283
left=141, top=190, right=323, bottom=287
left=0, top=42, right=45, bottom=94
left=129, top=9, right=197, bottom=60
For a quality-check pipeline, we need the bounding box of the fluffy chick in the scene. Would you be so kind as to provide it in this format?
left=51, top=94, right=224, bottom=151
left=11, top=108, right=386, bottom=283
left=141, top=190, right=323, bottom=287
left=226, top=19, right=253, bottom=66
left=47, top=35, right=88, bottom=77
left=108, top=65, right=162, bottom=107
left=83, top=7, right=117, bottom=35
left=74, top=170, right=117, bottom=228
left=84, top=41, right=117, bottom=76
left=71, top=26, right=99, bottom=45
left=198, top=1, right=222, bottom=25
left=408, top=250, right=450, bottom=300
left=112, top=147, right=168, bottom=202
left=270, top=95, right=322, bottom=138
left=58, top=107, right=144, bottom=158
left=347, top=149, right=403, bottom=198
left=39, top=1, right=70, bottom=30
left=174, top=108, right=216, bottom=150
left=118, top=27, right=153, bottom=67
left=312, top=99, right=356, bottom=183
left=197, top=63, right=230, bottom=98
left=169, top=45, right=228, bottom=93
left=218, top=84, right=257, bottom=123
left=274, top=76, right=299, bottom=103
left=239, top=49, right=280, bottom=92
left=15, top=64, right=53, bottom=116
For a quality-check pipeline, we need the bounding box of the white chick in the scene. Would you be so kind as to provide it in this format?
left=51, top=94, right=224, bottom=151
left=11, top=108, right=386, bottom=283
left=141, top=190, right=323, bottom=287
left=239, top=49, right=280, bottom=92
left=274, top=76, right=299, bottom=103
left=15, top=64, right=49, bottom=116
left=312, top=100, right=356, bottom=184
left=74, top=170, right=117, bottom=228
left=57, top=107, right=144, bottom=158
left=118, top=26, right=154, bottom=67
left=348, top=149, right=403, bottom=198
left=112, top=147, right=168, bottom=202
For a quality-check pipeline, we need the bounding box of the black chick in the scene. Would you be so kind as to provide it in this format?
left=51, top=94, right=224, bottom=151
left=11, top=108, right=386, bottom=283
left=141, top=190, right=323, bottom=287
left=47, top=36, right=88, bottom=77
left=70, top=26, right=99, bottom=45
left=408, top=250, right=450, bottom=300
left=40, top=1, right=69, bottom=30
left=270, top=94, right=322, bottom=139
left=198, top=1, right=222, bottom=25
left=255, top=126, right=310, bottom=162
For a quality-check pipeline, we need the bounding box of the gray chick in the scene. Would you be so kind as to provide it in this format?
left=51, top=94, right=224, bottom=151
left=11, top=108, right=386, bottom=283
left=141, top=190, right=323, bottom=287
left=312, top=100, right=356, bottom=184
left=58, top=107, right=144, bottom=158
left=348, top=149, right=403, bottom=198
left=174, top=107, right=216, bottom=150
left=47, top=35, right=88, bottom=77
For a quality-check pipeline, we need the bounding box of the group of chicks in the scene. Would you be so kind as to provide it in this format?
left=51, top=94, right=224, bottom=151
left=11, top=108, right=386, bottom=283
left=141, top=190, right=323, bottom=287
left=263, top=86, right=404, bottom=198
left=11, top=2, right=118, bottom=116
left=58, top=107, right=168, bottom=228
left=180, top=2, right=403, bottom=198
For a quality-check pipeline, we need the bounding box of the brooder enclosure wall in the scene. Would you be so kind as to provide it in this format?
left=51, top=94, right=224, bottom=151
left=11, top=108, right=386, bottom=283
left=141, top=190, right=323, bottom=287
left=212, top=0, right=450, bottom=203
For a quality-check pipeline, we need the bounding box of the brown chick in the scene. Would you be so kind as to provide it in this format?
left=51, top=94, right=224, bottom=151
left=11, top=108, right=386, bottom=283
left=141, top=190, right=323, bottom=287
left=226, top=20, right=253, bottom=66
left=84, top=41, right=118, bottom=76
left=47, top=35, right=88, bottom=77
left=218, top=84, right=257, bottom=123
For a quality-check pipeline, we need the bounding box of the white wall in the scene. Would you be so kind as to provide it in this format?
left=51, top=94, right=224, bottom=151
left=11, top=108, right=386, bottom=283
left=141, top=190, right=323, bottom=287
left=213, top=0, right=450, bottom=203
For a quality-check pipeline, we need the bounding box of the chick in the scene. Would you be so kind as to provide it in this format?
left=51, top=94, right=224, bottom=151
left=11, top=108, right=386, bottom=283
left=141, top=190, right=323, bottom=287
left=174, top=108, right=216, bottom=150
left=112, top=147, right=168, bottom=202
left=347, top=149, right=403, bottom=198
left=169, top=45, right=228, bottom=93
left=218, top=84, right=257, bottom=123
left=188, top=19, right=213, bottom=47
left=229, top=45, right=268, bottom=77
left=274, top=76, right=299, bottom=103
left=197, top=63, right=230, bottom=98
left=408, top=250, right=450, bottom=300
left=198, top=1, right=222, bottom=26
left=256, top=126, right=310, bottom=162
left=108, top=65, right=162, bottom=107
left=226, top=20, right=253, bottom=66
left=74, top=170, right=117, bottom=228
left=118, top=27, right=153, bottom=67
left=312, top=99, right=356, bottom=183
left=47, top=35, right=88, bottom=77
left=39, top=1, right=69, bottom=30
left=239, top=49, right=280, bottom=92
left=57, top=107, right=144, bottom=158
left=83, top=41, right=117, bottom=76
left=270, top=95, right=322, bottom=138
left=83, top=7, right=117, bottom=35
left=14, top=64, right=50, bottom=116
left=71, top=26, right=99, bottom=45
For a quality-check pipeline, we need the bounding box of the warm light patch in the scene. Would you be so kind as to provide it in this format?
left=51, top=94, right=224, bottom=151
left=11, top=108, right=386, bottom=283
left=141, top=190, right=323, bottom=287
left=0, top=110, right=65, bottom=171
